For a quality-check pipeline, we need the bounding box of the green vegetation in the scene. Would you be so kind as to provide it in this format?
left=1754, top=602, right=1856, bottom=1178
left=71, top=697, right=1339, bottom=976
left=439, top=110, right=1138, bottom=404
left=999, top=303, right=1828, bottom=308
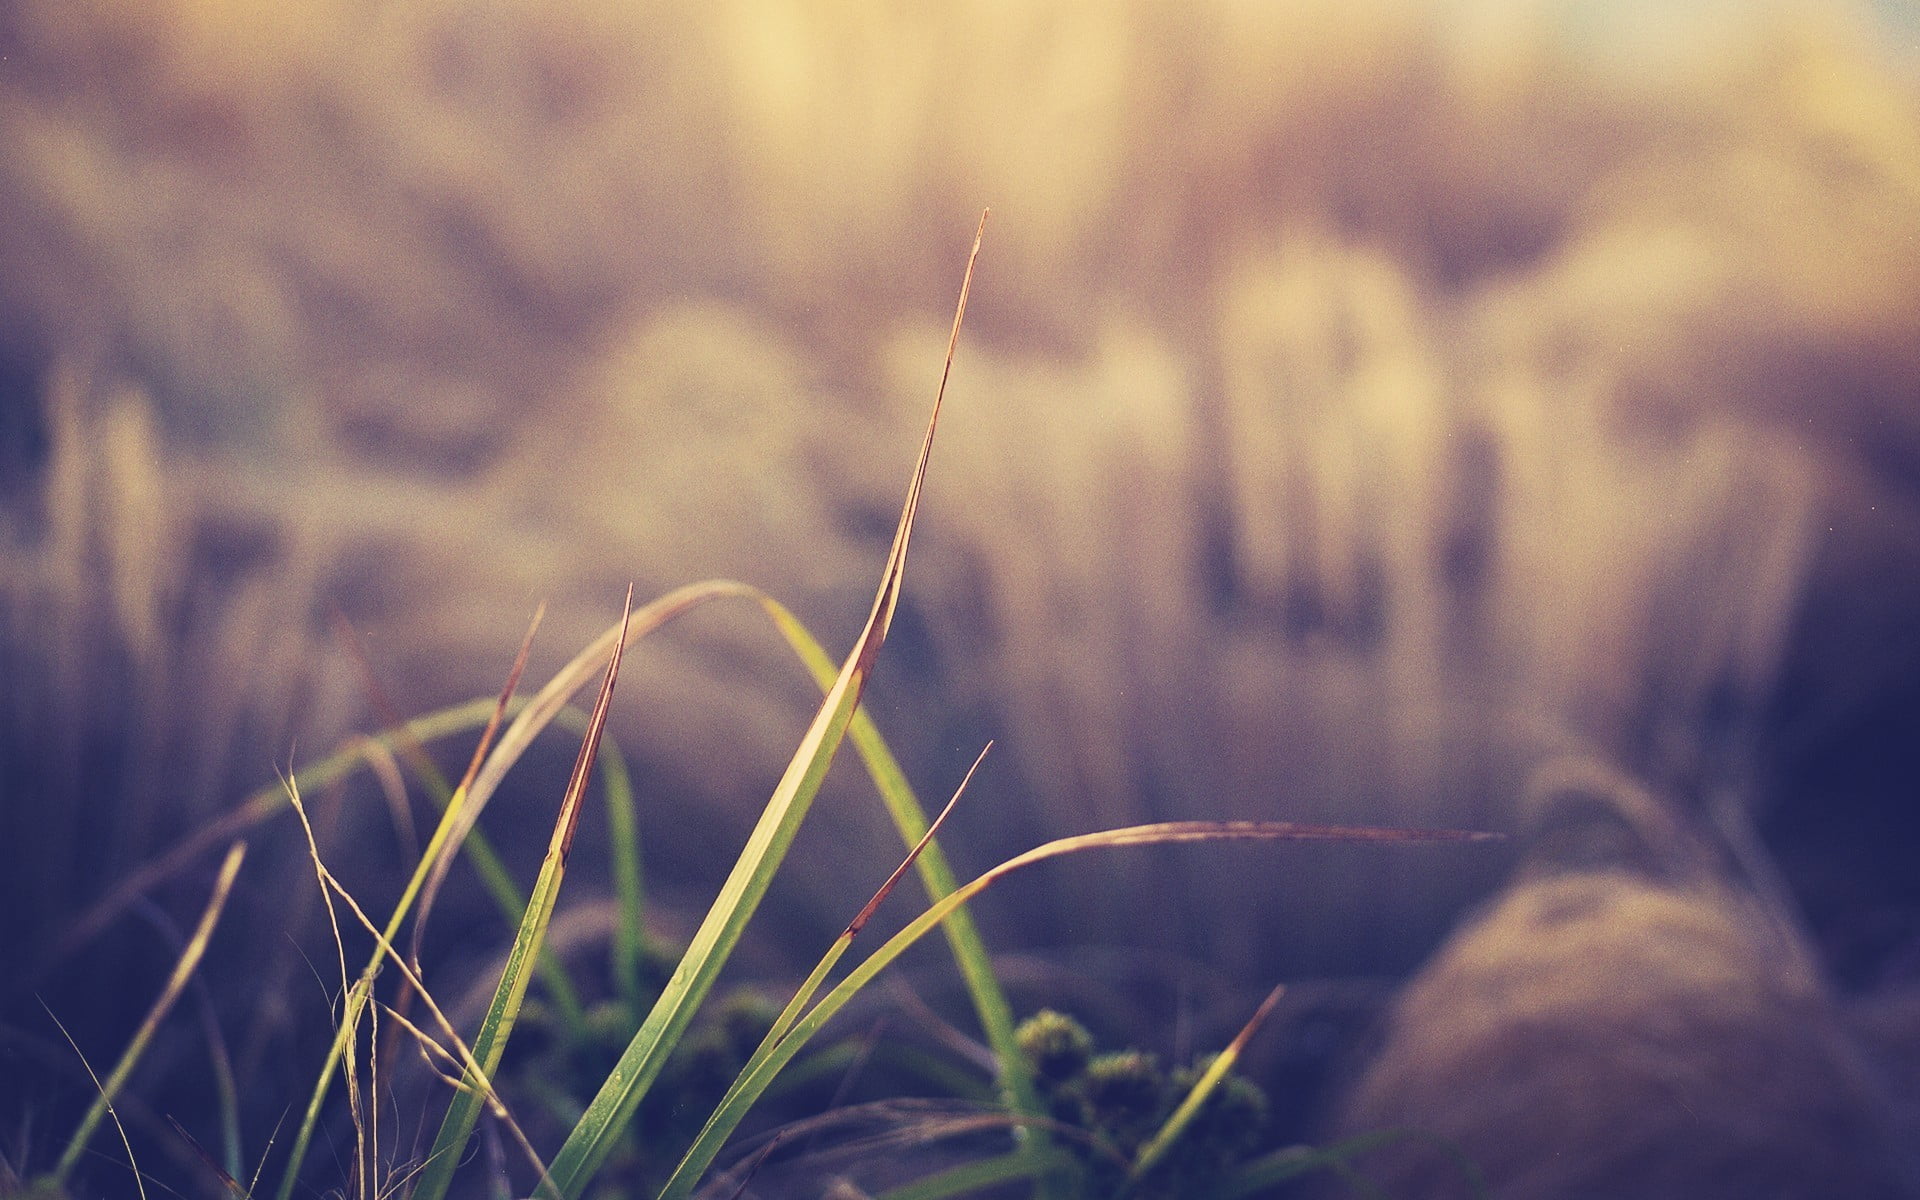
left=4, top=224, right=1490, bottom=1200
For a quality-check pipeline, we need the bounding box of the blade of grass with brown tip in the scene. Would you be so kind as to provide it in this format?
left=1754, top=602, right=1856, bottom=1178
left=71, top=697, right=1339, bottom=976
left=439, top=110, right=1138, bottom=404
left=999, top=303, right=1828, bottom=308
left=400, top=608, right=592, bottom=1039
left=656, top=820, right=1496, bottom=1196
left=412, top=587, right=633, bottom=1200
left=543, top=219, right=984, bottom=1198
left=1124, top=983, right=1287, bottom=1189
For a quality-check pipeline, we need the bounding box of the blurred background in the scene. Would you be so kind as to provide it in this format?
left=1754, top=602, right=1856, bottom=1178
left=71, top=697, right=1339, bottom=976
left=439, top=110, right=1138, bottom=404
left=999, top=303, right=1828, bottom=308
left=2, top=0, right=1918, bottom=1187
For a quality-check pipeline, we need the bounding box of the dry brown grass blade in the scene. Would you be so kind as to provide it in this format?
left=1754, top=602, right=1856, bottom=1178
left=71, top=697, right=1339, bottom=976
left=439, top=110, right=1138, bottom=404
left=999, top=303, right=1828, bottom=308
left=846, top=741, right=991, bottom=939
left=454, top=600, right=546, bottom=797
left=407, top=602, right=547, bottom=989
left=554, top=587, right=630, bottom=868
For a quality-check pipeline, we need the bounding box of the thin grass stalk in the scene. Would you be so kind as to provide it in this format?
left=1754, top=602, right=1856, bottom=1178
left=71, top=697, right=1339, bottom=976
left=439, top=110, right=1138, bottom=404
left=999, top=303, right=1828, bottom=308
left=41, top=1008, right=148, bottom=1200
left=292, top=836, right=559, bottom=1194
left=127, top=896, right=247, bottom=1181
left=51, top=841, right=247, bottom=1188
left=657, top=820, right=1493, bottom=1197
left=412, top=588, right=633, bottom=1200
left=276, top=773, right=366, bottom=1200
left=542, top=711, right=643, bottom=1008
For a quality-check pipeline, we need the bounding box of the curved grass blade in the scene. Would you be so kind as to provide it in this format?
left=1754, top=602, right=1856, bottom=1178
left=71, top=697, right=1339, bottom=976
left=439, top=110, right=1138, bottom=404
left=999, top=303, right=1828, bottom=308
left=40, top=1007, right=147, bottom=1200
left=545, top=214, right=988, bottom=1199
left=411, top=588, right=634, bottom=1200
left=655, top=750, right=984, bottom=1200
left=54, top=697, right=504, bottom=965
left=659, top=820, right=1496, bottom=1196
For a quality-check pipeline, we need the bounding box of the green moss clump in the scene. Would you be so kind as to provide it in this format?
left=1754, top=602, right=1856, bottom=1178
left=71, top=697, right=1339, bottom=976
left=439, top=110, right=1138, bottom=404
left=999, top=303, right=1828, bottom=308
left=1013, top=1010, right=1273, bottom=1198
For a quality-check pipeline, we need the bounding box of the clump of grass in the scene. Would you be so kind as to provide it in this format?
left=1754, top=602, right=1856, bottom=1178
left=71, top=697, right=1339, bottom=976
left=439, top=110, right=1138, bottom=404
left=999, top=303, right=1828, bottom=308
left=19, top=216, right=1497, bottom=1200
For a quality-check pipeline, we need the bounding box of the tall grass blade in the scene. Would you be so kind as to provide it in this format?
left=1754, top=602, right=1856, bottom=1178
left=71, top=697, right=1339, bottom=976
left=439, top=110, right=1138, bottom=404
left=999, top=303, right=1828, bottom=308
left=50, top=841, right=247, bottom=1188
left=595, top=727, right=645, bottom=1006
left=545, top=214, right=988, bottom=1199
left=411, top=588, right=634, bottom=1200
left=754, top=595, right=1037, bottom=1122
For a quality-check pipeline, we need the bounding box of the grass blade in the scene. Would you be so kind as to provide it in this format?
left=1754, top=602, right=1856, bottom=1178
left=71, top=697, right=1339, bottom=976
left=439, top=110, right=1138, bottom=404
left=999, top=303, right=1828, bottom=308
left=274, top=615, right=547, bottom=1200
left=655, top=748, right=987, bottom=1200
left=55, top=697, right=506, bottom=965
left=411, top=588, right=634, bottom=1200
left=754, top=595, right=1038, bottom=1124
left=50, top=841, right=247, bottom=1188
left=545, top=214, right=987, bottom=1199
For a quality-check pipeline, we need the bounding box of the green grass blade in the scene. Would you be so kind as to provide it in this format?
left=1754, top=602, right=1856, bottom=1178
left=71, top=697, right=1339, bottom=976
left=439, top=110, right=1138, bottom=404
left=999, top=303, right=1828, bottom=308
left=58, top=697, right=506, bottom=961
left=412, top=589, right=634, bottom=1200
left=594, top=728, right=645, bottom=1007
left=534, top=709, right=643, bottom=1009
left=754, top=594, right=1038, bottom=1123
left=545, top=216, right=984, bottom=1200
left=50, top=842, right=247, bottom=1188
left=543, top=569, right=884, bottom=1197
